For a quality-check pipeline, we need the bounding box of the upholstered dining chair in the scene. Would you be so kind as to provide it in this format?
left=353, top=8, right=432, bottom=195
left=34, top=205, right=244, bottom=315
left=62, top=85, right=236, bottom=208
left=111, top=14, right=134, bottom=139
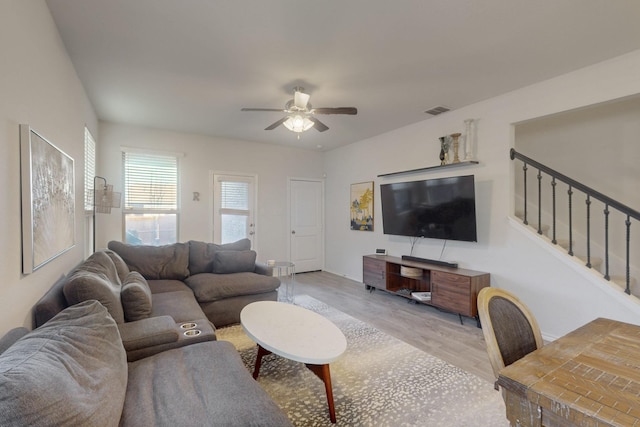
left=477, top=287, right=544, bottom=391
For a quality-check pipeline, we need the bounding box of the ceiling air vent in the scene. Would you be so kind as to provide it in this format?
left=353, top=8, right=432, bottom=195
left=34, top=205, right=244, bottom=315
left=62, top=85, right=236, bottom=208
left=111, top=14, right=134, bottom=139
left=424, top=105, right=450, bottom=116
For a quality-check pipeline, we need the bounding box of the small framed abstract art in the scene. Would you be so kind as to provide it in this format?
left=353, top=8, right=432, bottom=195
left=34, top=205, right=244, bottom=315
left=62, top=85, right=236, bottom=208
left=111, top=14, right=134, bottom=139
left=350, top=181, right=374, bottom=231
left=20, top=124, right=75, bottom=273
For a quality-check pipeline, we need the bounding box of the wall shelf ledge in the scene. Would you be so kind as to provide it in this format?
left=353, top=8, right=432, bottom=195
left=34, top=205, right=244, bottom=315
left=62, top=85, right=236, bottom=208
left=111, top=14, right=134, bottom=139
left=377, top=160, right=479, bottom=178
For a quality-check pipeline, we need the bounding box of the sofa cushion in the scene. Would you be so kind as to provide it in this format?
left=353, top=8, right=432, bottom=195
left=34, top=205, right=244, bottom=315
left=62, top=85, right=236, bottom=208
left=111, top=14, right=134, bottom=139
left=104, top=249, right=130, bottom=283
left=213, top=250, right=257, bottom=274
left=146, top=279, right=193, bottom=294
left=108, top=241, right=190, bottom=280
left=79, top=250, right=123, bottom=286
left=64, top=268, right=125, bottom=324
left=185, top=272, right=280, bottom=303
left=151, top=290, right=207, bottom=323
left=121, top=271, right=153, bottom=322
left=121, top=341, right=292, bottom=426
left=188, top=239, right=251, bottom=275
left=0, top=301, right=127, bottom=427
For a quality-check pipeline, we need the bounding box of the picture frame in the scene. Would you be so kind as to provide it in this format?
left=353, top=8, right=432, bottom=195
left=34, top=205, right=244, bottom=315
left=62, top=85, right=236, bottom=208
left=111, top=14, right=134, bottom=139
left=20, top=124, right=75, bottom=273
left=350, top=181, right=374, bottom=231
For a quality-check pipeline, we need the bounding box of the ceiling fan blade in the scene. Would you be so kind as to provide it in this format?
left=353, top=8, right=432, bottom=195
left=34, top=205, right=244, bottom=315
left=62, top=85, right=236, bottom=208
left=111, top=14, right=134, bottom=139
left=312, top=107, right=358, bottom=115
left=264, top=117, right=288, bottom=130
left=294, top=91, right=311, bottom=109
left=241, top=108, right=286, bottom=112
left=308, top=117, right=329, bottom=132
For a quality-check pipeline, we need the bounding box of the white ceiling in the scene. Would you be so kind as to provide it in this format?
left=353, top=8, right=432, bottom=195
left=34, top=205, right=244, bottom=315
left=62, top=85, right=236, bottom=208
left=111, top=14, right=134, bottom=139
left=46, top=0, right=640, bottom=151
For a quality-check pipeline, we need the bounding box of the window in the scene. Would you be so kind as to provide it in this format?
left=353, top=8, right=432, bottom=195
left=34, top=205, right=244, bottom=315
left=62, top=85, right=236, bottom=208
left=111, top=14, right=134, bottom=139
left=213, top=174, right=256, bottom=245
left=84, top=128, right=96, bottom=213
left=123, top=150, right=179, bottom=245
left=84, top=127, right=96, bottom=257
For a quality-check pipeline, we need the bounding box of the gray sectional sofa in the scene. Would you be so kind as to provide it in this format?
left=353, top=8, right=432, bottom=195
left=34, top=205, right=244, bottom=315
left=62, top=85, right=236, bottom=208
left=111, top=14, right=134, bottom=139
left=0, top=301, right=292, bottom=426
left=0, top=239, right=292, bottom=426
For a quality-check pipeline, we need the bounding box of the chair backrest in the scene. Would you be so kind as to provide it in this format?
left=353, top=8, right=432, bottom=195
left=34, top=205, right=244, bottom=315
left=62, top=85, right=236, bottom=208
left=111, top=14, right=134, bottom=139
left=477, top=287, right=543, bottom=382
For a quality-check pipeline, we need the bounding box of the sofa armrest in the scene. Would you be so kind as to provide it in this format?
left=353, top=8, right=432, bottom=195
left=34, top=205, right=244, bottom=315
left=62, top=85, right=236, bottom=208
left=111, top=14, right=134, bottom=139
left=254, top=262, right=273, bottom=276
left=0, top=327, right=30, bottom=355
left=118, top=315, right=179, bottom=351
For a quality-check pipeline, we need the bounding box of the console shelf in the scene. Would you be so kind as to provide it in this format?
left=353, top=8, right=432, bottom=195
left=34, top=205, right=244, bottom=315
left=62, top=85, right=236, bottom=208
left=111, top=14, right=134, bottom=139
left=377, top=160, right=479, bottom=177
left=363, top=255, right=490, bottom=326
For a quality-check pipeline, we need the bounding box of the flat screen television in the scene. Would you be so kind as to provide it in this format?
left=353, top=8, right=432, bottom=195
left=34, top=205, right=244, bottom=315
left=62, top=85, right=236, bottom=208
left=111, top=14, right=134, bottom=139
left=380, top=174, right=477, bottom=242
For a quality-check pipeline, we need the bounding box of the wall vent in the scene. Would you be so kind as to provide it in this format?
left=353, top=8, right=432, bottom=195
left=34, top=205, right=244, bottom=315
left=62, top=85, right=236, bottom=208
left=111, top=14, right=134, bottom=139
left=424, top=105, right=450, bottom=116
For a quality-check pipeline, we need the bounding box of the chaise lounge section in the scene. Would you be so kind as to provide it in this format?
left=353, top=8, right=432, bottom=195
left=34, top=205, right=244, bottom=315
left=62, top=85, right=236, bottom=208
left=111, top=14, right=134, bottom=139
left=0, top=301, right=292, bottom=426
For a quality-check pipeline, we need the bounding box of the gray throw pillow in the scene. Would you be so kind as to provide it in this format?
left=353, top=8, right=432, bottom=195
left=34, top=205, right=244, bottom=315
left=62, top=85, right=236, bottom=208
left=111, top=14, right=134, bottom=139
left=188, top=239, right=251, bottom=274
left=121, top=271, right=153, bottom=322
left=64, top=270, right=125, bottom=324
left=104, top=249, right=130, bottom=283
left=213, top=250, right=257, bottom=274
left=0, top=300, right=127, bottom=427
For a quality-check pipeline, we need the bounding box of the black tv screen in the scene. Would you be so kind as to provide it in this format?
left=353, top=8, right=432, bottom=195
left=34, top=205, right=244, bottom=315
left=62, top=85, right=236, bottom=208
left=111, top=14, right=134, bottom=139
left=380, top=175, right=477, bottom=242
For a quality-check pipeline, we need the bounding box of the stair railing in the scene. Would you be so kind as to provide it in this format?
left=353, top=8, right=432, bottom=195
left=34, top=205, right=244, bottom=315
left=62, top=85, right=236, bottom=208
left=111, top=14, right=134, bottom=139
left=510, top=148, right=639, bottom=294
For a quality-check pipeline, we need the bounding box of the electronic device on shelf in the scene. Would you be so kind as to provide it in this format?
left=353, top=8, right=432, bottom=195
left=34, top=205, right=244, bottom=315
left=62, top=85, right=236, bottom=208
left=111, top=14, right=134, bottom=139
left=380, top=174, right=477, bottom=242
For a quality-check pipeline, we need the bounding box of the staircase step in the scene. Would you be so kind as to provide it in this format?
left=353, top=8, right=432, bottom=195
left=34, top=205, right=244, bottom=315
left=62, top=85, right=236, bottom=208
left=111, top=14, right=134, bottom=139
left=611, top=276, right=638, bottom=296
left=555, top=239, right=573, bottom=250
left=577, top=256, right=603, bottom=271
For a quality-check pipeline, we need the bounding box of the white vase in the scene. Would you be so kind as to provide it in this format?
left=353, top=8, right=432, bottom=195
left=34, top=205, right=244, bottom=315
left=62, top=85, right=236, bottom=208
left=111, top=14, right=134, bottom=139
left=464, top=119, right=475, bottom=160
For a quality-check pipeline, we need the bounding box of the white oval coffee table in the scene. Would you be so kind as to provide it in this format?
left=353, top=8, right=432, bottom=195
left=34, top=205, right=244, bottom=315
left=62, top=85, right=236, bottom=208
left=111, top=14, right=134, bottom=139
left=240, top=301, right=347, bottom=423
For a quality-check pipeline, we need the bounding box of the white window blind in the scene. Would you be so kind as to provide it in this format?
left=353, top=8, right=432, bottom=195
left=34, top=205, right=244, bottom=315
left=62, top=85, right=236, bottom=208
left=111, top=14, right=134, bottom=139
left=221, top=181, right=249, bottom=210
left=123, top=152, right=178, bottom=211
left=84, top=128, right=96, bottom=212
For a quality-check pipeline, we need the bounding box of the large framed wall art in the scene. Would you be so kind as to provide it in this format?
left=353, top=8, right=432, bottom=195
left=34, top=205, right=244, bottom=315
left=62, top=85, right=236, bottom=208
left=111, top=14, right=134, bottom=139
left=20, top=124, right=75, bottom=273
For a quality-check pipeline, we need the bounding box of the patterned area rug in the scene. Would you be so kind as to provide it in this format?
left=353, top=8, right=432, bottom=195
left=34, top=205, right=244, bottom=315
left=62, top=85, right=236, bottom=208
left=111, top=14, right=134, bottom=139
left=216, top=295, right=508, bottom=427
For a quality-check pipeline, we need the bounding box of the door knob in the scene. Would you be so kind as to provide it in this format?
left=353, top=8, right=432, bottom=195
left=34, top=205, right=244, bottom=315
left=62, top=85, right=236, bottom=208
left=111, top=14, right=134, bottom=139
left=291, top=230, right=296, bottom=234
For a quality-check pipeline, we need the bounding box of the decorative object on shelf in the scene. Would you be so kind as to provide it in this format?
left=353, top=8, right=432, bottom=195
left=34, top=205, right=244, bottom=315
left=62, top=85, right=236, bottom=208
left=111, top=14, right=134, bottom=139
left=20, top=124, right=75, bottom=274
left=439, top=136, right=451, bottom=165
left=464, top=118, right=476, bottom=160
left=350, top=181, right=374, bottom=231
left=450, top=133, right=462, bottom=163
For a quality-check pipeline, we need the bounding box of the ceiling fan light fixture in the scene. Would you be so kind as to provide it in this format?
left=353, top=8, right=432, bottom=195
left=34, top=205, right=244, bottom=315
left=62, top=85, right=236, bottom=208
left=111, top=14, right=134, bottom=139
left=283, top=115, right=314, bottom=133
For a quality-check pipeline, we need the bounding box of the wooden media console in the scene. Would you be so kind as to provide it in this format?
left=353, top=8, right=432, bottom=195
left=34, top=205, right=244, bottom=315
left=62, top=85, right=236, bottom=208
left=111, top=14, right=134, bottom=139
left=363, top=255, right=490, bottom=326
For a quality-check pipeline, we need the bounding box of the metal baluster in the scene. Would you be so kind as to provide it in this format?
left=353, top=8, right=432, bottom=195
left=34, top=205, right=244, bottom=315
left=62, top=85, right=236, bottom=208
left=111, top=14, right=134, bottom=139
left=625, top=215, right=631, bottom=295
left=586, top=195, right=592, bottom=268
left=523, top=163, right=528, bottom=225
left=604, top=205, right=610, bottom=280
left=568, top=186, right=574, bottom=256
left=537, top=170, right=542, bottom=235
left=551, top=177, right=557, bottom=244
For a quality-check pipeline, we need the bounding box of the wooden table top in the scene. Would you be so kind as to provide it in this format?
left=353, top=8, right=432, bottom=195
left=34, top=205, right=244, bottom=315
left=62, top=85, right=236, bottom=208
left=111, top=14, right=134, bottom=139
left=497, top=317, right=640, bottom=427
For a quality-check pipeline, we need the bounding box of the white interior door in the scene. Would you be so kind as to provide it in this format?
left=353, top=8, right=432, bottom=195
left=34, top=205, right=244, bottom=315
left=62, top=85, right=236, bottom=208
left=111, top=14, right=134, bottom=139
left=213, top=173, right=256, bottom=246
left=289, top=178, right=324, bottom=272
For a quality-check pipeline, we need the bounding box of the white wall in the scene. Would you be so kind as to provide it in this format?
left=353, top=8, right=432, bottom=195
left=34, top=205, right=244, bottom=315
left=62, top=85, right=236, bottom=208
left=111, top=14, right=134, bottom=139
left=0, top=1, right=98, bottom=335
left=97, top=122, right=325, bottom=263
left=324, top=50, right=640, bottom=341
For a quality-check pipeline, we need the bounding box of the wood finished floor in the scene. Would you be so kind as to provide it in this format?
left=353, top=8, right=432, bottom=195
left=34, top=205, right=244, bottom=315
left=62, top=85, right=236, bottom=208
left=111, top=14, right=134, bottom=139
left=293, top=271, right=495, bottom=384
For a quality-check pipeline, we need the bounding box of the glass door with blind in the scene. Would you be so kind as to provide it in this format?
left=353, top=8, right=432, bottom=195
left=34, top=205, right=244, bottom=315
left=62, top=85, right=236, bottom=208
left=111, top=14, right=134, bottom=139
left=213, top=173, right=256, bottom=246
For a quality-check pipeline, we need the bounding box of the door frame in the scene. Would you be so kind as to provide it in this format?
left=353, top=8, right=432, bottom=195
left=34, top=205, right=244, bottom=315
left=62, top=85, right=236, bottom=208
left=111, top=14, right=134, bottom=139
left=287, top=176, right=325, bottom=270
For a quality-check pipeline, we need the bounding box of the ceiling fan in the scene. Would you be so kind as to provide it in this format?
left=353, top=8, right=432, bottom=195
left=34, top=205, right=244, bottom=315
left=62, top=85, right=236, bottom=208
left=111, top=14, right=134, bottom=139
left=241, top=87, right=357, bottom=133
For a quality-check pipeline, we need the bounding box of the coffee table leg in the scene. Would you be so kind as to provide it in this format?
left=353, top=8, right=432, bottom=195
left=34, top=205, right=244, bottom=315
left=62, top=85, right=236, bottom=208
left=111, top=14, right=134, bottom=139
left=253, top=345, right=271, bottom=379
left=306, top=363, right=337, bottom=423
